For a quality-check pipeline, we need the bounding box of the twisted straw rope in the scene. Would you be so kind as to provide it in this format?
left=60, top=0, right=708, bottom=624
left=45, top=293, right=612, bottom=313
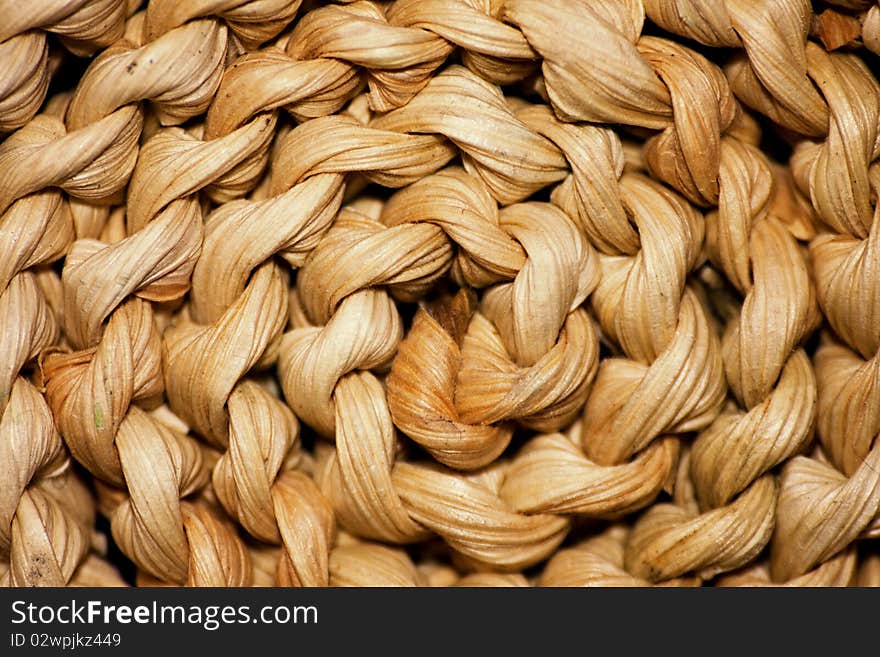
left=779, top=45, right=880, bottom=580
left=0, top=97, right=124, bottom=585
left=655, top=0, right=880, bottom=578
left=279, top=168, right=595, bottom=568
left=657, top=0, right=880, bottom=578
left=485, top=2, right=816, bottom=582
left=34, top=3, right=305, bottom=584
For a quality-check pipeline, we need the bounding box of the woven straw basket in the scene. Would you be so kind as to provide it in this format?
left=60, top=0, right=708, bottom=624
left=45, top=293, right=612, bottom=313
left=2, top=0, right=880, bottom=588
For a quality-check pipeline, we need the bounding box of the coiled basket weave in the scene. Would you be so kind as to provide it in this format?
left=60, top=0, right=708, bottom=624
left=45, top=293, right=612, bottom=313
left=3, top=0, right=880, bottom=587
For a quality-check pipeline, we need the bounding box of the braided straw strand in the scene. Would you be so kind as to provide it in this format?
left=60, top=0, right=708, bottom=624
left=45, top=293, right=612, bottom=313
left=503, top=5, right=822, bottom=582
left=765, top=41, right=880, bottom=580
left=0, top=101, right=99, bottom=585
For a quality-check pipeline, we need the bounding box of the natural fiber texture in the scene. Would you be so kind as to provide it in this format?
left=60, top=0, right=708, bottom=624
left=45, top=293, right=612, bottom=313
left=3, top=0, right=880, bottom=587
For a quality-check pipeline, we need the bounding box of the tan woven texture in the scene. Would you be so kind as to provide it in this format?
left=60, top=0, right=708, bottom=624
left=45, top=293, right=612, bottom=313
left=2, top=0, right=880, bottom=587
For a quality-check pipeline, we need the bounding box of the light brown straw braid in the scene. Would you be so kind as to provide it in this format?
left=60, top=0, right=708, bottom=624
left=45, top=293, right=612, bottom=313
left=196, top=0, right=579, bottom=198
left=497, top=112, right=725, bottom=525
left=382, top=76, right=726, bottom=547
left=609, top=446, right=775, bottom=583
left=141, top=0, right=301, bottom=49
left=0, top=432, right=94, bottom=586
left=0, top=13, right=227, bottom=240
left=241, top=535, right=534, bottom=587
left=386, top=173, right=599, bottom=469
left=0, top=0, right=133, bottom=132
left=5, top=0, right=880, bottom=588
left=197, top=0, right=542, bottom=177
left=503, top=6, right=822, bottom=582
left=8, top=0, right=302, bottom=212
left=272, top=0, right=539, bottom=111
left=26, top=0, right=317, bottom=586
left=508, top=88, right=740, bottom=579
left=740, top=43, right=880, bottom=580
left=37, top=112, right=271, bottom=584
left=160, top=89, right=469, bottom=582
left=0, top=100, right=109, bottom=585
left=634, top=42, right=819, bottom=576
left=272, top=86, right=603, bottom=566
